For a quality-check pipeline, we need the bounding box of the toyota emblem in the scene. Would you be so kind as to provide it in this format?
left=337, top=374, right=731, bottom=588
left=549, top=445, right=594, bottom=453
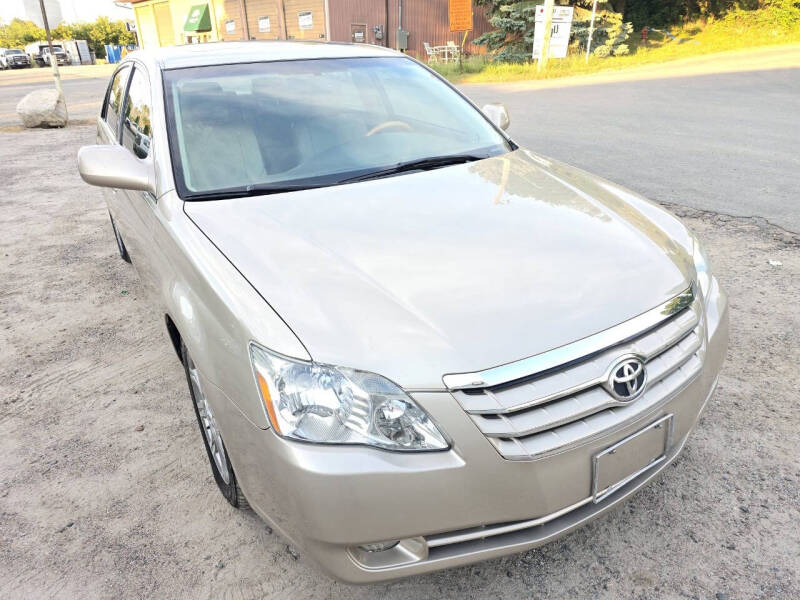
left=606, top=356, right=647, bottom=401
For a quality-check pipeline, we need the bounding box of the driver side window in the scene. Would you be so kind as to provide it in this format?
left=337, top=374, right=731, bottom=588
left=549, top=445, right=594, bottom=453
left=121, top=67, right=153, bottom=160
left=104, top=66, right=130, bottom=139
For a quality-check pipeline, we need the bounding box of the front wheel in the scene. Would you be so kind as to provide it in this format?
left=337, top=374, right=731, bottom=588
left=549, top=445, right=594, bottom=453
left=181, top=341, right=249, bottom=510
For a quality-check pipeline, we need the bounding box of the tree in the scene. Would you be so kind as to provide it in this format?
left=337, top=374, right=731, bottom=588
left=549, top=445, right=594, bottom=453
left=571, top=5, right=633, bottom=56
left=622, top=0, right=748, bottom=28
left=0, top=16, right=135, bottom=59
left=0, top=18, right=45, bottom=48
left=473, top=1, right=538, bottom=63
left=88, top=17, right=136, bottom=59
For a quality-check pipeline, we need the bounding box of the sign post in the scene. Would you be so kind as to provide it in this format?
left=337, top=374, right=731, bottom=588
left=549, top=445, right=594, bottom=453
left=449, top=0, right=473, bottom=72
left=537, top=0, right=554, bottom=72
left=585, top=0, right=598, bottom=63
left=533, top=3, right=574, bottom=68
left=38, top=0, right=67, bottom=120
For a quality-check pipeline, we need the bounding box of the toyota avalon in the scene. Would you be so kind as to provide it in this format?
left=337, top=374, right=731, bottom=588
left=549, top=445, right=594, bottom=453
left=77, top=41, right=728, bottom=583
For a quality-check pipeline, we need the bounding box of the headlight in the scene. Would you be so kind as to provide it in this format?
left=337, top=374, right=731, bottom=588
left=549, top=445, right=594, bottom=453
left=691, top=236, right=712, bottom=299
left=250, top=343, right=448, bottom=451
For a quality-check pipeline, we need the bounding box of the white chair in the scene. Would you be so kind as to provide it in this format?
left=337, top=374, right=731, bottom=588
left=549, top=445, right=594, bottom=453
left=423, top=42, right=440, bottom=63
left=446, top=41, right=460, bottom=63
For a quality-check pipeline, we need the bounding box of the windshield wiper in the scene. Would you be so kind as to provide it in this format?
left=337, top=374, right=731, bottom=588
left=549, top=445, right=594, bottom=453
left=184, top=183, right=324, bottom=201
left=337, top=154, right=488, bottom=184
left=183, top=154, right=490, bottom=200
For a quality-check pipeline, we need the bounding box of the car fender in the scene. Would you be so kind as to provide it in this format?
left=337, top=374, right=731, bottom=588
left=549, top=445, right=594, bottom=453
left=155, top=193, right=310, bottom=429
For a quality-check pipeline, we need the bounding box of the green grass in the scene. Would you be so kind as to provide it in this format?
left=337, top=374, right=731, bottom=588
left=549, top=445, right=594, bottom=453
left=431, top=4, right=800, bottom=83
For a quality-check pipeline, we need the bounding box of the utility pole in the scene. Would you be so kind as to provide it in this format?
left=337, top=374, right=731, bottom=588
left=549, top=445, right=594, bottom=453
left=537, top=0, right=555, bottom=72
left=585, top=0, right=598, bottom=63
left=38, top=0, right=67, bottom=118
left=237, top=0, right=250, bottom=40
left=276, top=0, right=288, bottom=39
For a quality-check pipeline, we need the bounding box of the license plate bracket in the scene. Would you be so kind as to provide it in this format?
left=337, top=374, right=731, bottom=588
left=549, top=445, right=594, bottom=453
left=592, top=414, right=674, bottom=504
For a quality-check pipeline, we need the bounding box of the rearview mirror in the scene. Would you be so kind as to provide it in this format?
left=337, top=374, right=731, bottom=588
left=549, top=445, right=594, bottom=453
left=482, top=103, right=510, bottom=131
left=78, top=145, right=154, bottom=193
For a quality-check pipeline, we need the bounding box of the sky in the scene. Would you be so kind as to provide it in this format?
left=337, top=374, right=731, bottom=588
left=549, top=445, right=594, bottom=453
left=1, top=0, right=133, bottom=25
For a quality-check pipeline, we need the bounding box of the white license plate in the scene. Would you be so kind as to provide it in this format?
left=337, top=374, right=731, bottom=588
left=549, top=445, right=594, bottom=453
left=592, top=414, right=674, bottom=503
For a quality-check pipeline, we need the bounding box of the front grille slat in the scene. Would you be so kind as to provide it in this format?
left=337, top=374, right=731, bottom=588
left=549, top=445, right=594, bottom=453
left=453, top=298, right=706, bottom=460
left=470, top=386, right=612, bottom=438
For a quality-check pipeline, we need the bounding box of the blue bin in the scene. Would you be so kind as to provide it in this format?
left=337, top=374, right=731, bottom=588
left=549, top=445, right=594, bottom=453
left=104, top=44, right=122, bottom=63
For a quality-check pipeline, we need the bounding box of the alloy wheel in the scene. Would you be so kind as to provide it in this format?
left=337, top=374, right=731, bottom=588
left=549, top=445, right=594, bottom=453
left=186, top=355, right=231, bottom=485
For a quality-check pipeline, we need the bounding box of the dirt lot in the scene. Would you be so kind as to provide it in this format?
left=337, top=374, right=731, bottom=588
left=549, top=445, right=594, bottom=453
left=1, top=122, right=798, bottom=599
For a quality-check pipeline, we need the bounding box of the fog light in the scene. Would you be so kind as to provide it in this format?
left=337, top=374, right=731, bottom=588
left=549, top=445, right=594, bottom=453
left=349, top=537, right=428, bottom=569
left=358, top=540, right=400, bottom=553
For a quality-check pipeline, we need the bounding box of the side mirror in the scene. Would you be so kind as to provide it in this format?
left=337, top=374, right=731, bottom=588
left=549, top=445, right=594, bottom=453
left=482, top=103, right=510, bottom=131
left=77, top=145, right=154, bottom=193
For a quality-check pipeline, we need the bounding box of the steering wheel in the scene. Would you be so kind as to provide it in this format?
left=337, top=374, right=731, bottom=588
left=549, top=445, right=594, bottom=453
left=365, top=120, right=413, bottom=137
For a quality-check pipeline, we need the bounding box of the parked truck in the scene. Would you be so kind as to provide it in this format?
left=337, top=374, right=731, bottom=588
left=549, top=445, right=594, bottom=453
left=0, top=48, right=33, bottom=69
left=25, top=42, right=69, bottom=67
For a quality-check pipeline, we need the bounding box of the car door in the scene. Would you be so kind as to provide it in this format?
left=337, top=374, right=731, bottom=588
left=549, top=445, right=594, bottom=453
left=117, top=63, right=162, bottom=301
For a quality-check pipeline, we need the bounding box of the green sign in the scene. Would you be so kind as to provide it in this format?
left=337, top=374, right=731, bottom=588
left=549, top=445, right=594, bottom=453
left=184, top=4, right=212, bottom=32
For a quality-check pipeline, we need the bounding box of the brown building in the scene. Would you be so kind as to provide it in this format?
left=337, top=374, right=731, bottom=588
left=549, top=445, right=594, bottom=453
left=131, top=0, right=492, bottom=59
left=327, top=1, right=492, bottom=57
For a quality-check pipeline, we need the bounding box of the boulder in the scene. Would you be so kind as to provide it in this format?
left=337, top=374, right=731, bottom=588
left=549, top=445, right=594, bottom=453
left=16, top=88, right=68, bottom=128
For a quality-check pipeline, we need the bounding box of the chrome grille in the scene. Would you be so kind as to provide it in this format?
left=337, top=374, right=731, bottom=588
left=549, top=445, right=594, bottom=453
left=450, top=291, right=706, bottom=460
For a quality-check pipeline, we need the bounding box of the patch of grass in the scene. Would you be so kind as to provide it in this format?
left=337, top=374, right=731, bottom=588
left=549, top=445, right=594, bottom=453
left=430, top=4, right=800, bottom=83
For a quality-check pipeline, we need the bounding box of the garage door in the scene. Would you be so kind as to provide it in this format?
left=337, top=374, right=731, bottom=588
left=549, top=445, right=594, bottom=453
left=153, top=2, right=175, bottom=47
left=284, top=0, right=326, bottom=40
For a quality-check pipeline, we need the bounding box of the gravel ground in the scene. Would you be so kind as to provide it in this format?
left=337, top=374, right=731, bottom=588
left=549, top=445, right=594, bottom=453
left=1, top=125, right=798, bottom=599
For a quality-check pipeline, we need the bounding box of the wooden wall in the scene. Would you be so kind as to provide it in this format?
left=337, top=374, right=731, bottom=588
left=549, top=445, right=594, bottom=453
left=328, top=0, right=492, bottom=58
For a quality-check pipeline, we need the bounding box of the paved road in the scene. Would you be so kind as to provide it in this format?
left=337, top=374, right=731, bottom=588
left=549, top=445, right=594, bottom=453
left=3, top=61, right=797, bottom=231
left=0, top=65, right=113, bottom=128
left=465, top=66, right=800, bottom=233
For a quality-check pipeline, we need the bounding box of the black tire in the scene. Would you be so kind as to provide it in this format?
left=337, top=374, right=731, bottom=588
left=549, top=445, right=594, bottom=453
left=181, top=341, right=250, bottom=510
left=108, top=212, right=131, bottom=263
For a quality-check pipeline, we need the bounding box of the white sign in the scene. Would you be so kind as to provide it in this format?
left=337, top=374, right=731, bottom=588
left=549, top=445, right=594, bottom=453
left=225, top=20, right=235, bottom=34
left=298, top=11, right=313, bottom=30
left=258, top=16, right=270, bottom=32
left=532, top=5, right=574, bottom=60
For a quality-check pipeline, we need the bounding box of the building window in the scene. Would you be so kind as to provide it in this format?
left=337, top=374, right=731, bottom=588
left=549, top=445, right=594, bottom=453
left=258, top=16, right=270, bottom=33
left=225, top=20, right=236, bottom=34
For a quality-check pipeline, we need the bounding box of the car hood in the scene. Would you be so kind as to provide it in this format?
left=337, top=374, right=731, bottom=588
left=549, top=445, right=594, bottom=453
left=185, top=149, right=694, bottom=389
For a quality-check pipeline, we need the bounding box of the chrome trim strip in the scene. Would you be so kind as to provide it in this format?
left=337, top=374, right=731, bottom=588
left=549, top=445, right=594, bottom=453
left=426, top=495, right=594, bottom=549
left=643, top=305, right=700, bottom=362
left=442, top=286, right=695, bottom=390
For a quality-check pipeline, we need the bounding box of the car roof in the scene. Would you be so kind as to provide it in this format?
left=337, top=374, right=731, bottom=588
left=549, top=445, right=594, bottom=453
left=129, top=41, right=401, bottom=70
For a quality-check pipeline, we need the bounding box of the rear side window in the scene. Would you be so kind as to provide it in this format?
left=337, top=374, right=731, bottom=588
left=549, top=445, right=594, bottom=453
left=104, top=66, right=130, bottom=137
left=121, top=67, right=153, bottom=159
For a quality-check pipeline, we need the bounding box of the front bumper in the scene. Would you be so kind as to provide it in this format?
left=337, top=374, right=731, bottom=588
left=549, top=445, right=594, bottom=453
left=210, top=278, right=728, bottom=583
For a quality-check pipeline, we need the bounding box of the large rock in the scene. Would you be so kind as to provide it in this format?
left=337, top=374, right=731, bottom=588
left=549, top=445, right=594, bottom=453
left=16, top=88, right=68, bottom=128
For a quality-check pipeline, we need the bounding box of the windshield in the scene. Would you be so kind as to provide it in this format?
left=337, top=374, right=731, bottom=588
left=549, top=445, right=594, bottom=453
left=7, top=49, right=23, bottom=55
left=163, top=57, right=510, bottom=199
